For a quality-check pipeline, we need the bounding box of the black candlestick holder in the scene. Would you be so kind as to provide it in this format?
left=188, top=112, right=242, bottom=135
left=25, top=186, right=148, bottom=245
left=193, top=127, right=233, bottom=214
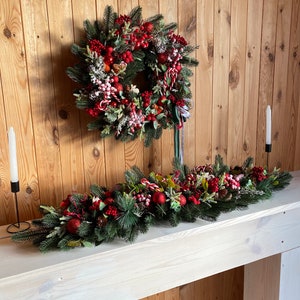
left=7, top=181, right=31, bottom=234
left=265, top=144, right=272, bottom=171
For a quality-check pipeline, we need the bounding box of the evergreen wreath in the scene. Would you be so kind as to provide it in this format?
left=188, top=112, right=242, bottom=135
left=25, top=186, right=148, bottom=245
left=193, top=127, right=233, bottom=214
left=12, top=155, right=292, bottom=252
left=66, top=6, right=198, bottom=146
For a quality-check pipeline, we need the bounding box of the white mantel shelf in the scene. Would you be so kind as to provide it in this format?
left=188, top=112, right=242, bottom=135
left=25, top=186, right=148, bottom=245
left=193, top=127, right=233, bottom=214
left=1, top=171, right=300, bottom=300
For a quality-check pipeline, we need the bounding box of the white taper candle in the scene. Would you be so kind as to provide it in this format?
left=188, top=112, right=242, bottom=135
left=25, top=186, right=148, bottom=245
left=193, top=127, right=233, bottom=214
left=8, top=127, right=19, bottom=183
left=266, top=105, right=272, bottom=145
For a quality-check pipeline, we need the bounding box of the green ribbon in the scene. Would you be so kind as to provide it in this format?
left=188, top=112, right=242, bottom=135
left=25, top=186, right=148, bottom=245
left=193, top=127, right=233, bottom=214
left=174, top=126, right=182, bottom=163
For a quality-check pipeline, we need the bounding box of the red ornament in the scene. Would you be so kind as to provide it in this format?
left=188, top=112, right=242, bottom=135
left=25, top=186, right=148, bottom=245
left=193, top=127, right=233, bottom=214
left=179, top=194, right=186, bottom=206
left=66, top=218, right=81, bottom=235
left=143, top=22, right=154, bottom=33
left=157, top=53, right=168, bottom=64
left=152, top=191, right=166, bottom=204
left=114, top=82, right=123, bottom=93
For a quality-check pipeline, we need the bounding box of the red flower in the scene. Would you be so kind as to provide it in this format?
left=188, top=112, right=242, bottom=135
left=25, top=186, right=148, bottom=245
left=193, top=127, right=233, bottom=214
left=251, top=166, right=267, bottom=182
left=90, top=199, right=102, bottom=211
left=115, top=15, right=131, bottom=26
left=60, top=195, right=71, bottom=209
left=208, top=177, right=219, bottom=193
left=188, top=195, right=200, bottom=205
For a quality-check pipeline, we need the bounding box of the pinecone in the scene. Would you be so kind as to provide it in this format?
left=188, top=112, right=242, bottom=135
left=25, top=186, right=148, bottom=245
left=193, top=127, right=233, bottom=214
left=97, top=215, right=108, bottom=227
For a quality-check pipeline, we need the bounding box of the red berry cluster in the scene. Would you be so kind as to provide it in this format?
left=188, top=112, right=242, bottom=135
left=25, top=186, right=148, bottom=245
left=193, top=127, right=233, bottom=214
left=104, top=205, right=118, bottom=218
left=142, top=91, right=152, bottom=108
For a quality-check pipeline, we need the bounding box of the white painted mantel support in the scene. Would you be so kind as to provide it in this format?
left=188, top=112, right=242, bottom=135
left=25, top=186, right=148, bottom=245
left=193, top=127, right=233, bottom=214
left=0, top=171, right=300, bottom=299
left=279, top=247, right=300, bottom=299
left=244, top=247, right=300, bottom=300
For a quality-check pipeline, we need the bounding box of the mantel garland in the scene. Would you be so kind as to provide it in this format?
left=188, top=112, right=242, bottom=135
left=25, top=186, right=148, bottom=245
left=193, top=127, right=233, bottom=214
left=66, top=6, right=198, bottom=147
left=12, top=155, right=292, bottom=252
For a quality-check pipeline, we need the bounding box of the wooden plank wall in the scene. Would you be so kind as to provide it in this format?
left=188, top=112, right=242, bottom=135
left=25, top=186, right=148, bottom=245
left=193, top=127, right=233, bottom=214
left=2, top=0, right=299, bottom=225
left=0, top=0, right=299, bottom=299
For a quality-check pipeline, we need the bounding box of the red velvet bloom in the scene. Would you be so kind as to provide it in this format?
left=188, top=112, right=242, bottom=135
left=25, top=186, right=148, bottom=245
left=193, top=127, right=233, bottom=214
left=60, top=195, right=71, bottom=209
left=208, top=177, right=219, bottom=193
left=251, top=166, right=267, bottom=182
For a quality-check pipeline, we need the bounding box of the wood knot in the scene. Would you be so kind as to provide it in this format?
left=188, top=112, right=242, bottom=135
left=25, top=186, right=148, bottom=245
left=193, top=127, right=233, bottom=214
left=207, top=41, right=214, bottom=59
left=59, top=109, right=68, bottom=119
left=243, top=142, right=248, bottom=151
left=226, top=12, right=231, bottom=26
left=26, top=186, right=33, bottom=194
left=3, top=27, right=12, bottom=39
left=268, top=53, right=274, bottom=62
left=52, top=126, right=59, bottom=145
left=277, top=90, right=282, bottom=102
left=280, top=43, right=285, bottom=51
left=229, top=65, right=239, bottom=89
left=93, top=147, right=100, bottom=158
left=185, top=16, right=196, bottom=33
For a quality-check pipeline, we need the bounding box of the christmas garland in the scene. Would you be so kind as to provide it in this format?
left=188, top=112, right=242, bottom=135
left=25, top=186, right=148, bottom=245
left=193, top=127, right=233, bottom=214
left=12, top=155, right=292, bottom=252
left=66, top=6, right=198, bottom=146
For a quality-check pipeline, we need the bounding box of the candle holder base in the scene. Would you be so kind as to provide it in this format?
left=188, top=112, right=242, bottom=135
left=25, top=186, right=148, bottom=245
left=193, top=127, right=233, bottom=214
left=7, top=221, right=31, bottom=234
left=265, top=144, right=272, bottom=152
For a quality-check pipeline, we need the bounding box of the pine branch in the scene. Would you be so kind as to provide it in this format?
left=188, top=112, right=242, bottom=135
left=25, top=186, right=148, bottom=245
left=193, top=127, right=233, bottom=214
left=90, top=184, right=106, bottom=198
left=162, top=22, right=177, bottom=33
left=83, top=20, right=97, bottom=40
left=11, top=227, right=51, bottom=242
left=129, top=6, right=142, bottom=26
left=213, top=154, right=229, bottom=176
left=145, top=13, right=164, bottom=25
left=39, top=235, right=61, bottom=252
left=124, top=166, right=144, bottom=185
left=103, top=6, right=117, bottom=34
left=116, top=193, right=140, bottom=229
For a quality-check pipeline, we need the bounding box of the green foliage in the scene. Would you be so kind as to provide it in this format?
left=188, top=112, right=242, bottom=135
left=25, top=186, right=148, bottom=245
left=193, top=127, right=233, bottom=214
left=66, top=5, right=199, bottom=147
left=116, top=193, right=140, bottom=230
left=128, top=6, right=142, bottom=26
left=83, top=20, right=98, bottom=40
left=103, top=6, right=117, bottom=34
left=124, top=166, right=144, bottom=185
left=213, top=155, right=230, bottom=176
left=11, top=156, right=292, bottom=252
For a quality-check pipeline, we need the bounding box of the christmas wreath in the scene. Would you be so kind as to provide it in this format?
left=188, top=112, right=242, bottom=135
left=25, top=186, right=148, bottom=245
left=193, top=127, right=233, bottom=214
left=12, top=156, right=292, bottom=252
left=66, top=6, right=198, bottom=146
